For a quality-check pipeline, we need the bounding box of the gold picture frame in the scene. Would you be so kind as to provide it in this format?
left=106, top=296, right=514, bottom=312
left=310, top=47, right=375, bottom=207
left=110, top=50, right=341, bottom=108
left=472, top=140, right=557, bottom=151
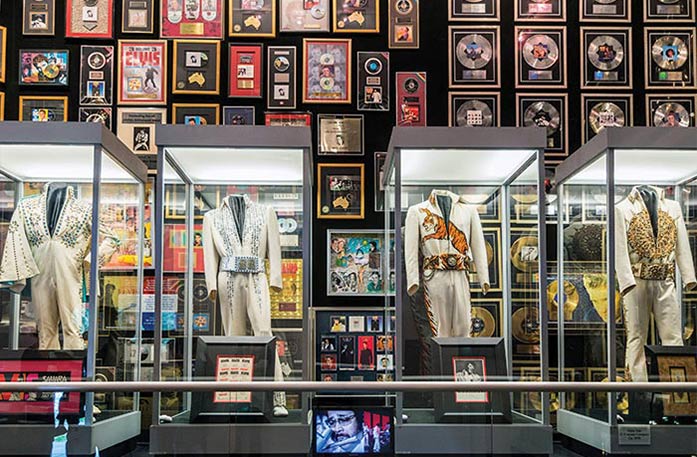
left=332, top=0, right=380, bottom=33
left=172, top=40, right=221, bottom=95
left=172, top=103, right=220, bottom=125
left=19, top=96, right=69, bottom=122
left=229, top=0, right=277, bottom=38
left=317, top=163, right=365, bottom=220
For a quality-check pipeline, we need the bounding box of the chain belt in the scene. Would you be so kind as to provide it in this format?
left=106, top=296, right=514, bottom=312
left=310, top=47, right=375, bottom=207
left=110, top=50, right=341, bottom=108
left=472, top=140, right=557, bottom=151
left=423, top=253, right=470, bottom=273
left=220, top=255, right=265, bottom=274
left=631, top=262, right=675, bottom=281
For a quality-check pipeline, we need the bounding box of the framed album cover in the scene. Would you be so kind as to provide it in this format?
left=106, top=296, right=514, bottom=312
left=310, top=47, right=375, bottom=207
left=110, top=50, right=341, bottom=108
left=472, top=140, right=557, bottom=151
left=280, top=0, right=330, bottom=32
left=162, top=0, right=224, bottom=38
left=173, top=40, right=221, bottom=95
left=317, top=163, right=364, bottom=219
left=0, top=27, right=5, bottom=83
left=581, top=27, right=632, bottom=89
left=646, top=94, right=696, bottom=128
left=80, top=45, right=114, bottom=106
left=116, top=107, right=166, bottom=154
left=229, top=44, right=263, bottom=98
left=229, top=0, right=276, bottom=37
left=122, top=0, right=154, bottom=33
left=66, top=0, right=113, bottom=38
left=318, top=114, right=364, bottom=155
left=332, top=0, right=379, bottom=33
left=450, top=0, right=499, bottom=21
left=327, top=230, right=391, bottom=296
left=357, top=52, right=389, bottom=111
left=19, top=96, right=68, bottom=122
left=172, top=103, right=220, bottom=125
left=644, top=0, right=695, bottom=22
left=517, top=94, right=568, bottom=158
left=448, top=92, right=500, bottom=127
left=268, top=46, right=297, bottom=109
left=581, top=94, right=633, bottom=143
left=515, top=27, right=567, bottom=88
left=449, top=26, right=500, bottom=89
left=389, top=0, right=419, bottom=48
left=645, top=28, right=696, bottom=90
left=223, top=106, right=255, bottom=125
left=19, top=49, right=69, bottom=86
left=79, top=107, right=112, bottom=128
left=515, top=0, right=565, bottom=21
left=302, top=39, right=352, bottom=104
left=23, top=0, right=56, bottom=35
left=396, top=72, right=426, bottom=127
left=580, top=0, right=630, bottom=21
left=118, top=40, right=167, bottom=105
left=265, top=112, right=312, bottom=126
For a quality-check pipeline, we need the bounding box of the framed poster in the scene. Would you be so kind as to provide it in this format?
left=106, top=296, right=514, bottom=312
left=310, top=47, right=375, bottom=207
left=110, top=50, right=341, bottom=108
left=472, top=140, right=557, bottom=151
left=303, top=39, right=352, bottom=104
left=515, top=27, right=567, bottom=88
left=317, top=163, right=364, bottom=219
left=332, top=0, right=379, bottom=33
left=517, top=94, right=568, bottom=158
left=79, top=107, right=113, bottom=128
left=580, top=0, right=630, bottom=21
left=0, top=27, right=5, bottom=83
left=318, top=114, right=364, bottom=155
left=229, top=44, right=263, bottom=98
left=66, top=0, right=113, bottom=38
left=581, top=94, right=633, bottom=143
left=644, top=0, right=695, bottom=22
left=118, top=40, right=167, bottom=105
left=646, top=94, right=696, bottom=128
left=389, top=0, right=419, bottom=48
left=123, top=0, right=155, bottom=33
left=172, top=103, right=220, bottom=125
left=396, top=72, right=427, bottom=127
left=265, top=112, right=312, bottom=126
left=173, top=40, right=221, bottom=95
left=450, top=0, right=498, bottom=20
left=327, top=230, right=393, bottom=296
left=449, top=26, right=500, bottom=88
left=268, top=46, right=297, bottom=109
left=515, top=0, right=565, bottom=21
left=19, top=50, right=69, bottom=86
left=280, top=0, right=330, bottom=32
left=448, top=92, right=500, bottom=127
left=223, top=106, right=255, bottom=125
left=23, top=0, right=56, bottom=35
left=580, top=27, right=632, bottom=89
left=116, top=107, right=167, bottom=154
left=80, top=45, right=114, bottom=106
left=162, top=0, right=224, bottom=38
left=19, top=96, right=68, bottom=122
left=357, top=52, right=389, bottom=111
left=229, top=0, right=276, bottom=37
left=645, top=28, right=696, bottom=90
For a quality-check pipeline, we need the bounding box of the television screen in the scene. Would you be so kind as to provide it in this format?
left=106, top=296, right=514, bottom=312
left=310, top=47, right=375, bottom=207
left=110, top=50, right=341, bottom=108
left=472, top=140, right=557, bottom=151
left=314, top=407, right=394, bottom=456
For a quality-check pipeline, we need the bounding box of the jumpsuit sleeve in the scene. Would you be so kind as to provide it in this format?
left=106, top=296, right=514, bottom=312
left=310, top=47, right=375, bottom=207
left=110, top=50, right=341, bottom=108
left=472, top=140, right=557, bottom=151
left=468, top=208, right=490, bottom=293
left=0, top=202, right=40, bottom=293
left=405, top=205, right=420, bottom=296
left=674, top=204, right=697, bottom=290
left=95, top=219, right=121, bottom=267
left=614, top=204, right=636, bottom=296
left=202, top=212, right=220, bottom=295
left=266, top=206, right=283, bottom=292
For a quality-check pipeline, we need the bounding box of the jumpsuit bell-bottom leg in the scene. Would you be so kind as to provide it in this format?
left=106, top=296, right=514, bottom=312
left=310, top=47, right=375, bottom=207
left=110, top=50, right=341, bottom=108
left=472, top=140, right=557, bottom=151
left=424, top=270, right=472, bottom=338
left=33, top=271, right=84, bottom=350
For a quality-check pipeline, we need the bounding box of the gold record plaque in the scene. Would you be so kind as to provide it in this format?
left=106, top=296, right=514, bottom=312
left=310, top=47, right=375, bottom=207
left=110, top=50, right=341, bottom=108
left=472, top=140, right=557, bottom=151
left=644, top=0, right=695, bottom=21
left=123, top=0, right=155, bottom=33
left=645, top=28, right=697, bottom=89
left=270, top=259, right=303, bottom=319
left=517, top=94, right=568, bottom=158
left=470, top=307, right=496, bottom=338
left=580, top=0, right=630, bottom=21
left=581, top=27, right=632, bottom=89
left=23, top=0, right=56, bottom=35
left=516, top=27, right=567, bottom=88
left=448, top=92, right=500, bottom=127
left=646, top=94, right=696, bottom=127
left=390, top=0, right=419, bottom=49
left=450, top=0, right=499, bottom=20
left=230, top=0, right=277, bottom=37
left=449, top=26, right=500, bottom=88
left=280, top=0, right=330, bottom=32
left=581, top=94, right=632, bottom=143
left=515, top=0, right=565, bottom=21
left=318, top=114, right=364, bottom=155
left=173, top=40, right=221, bottom=95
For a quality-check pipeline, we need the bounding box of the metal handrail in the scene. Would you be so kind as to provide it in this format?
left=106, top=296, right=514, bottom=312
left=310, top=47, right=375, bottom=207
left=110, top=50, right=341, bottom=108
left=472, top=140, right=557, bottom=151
left=0, top=381, right=695, bottom=393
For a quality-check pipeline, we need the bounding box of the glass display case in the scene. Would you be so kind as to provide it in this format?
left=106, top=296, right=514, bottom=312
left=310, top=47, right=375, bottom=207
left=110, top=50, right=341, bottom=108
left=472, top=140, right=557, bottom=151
left=0, top=122, right=147, bottom=455
left=383, top=127, right=552, bottom=454
left=555, top=127, right=697, bottom=454
left=150, top=125, right=312, bottom=455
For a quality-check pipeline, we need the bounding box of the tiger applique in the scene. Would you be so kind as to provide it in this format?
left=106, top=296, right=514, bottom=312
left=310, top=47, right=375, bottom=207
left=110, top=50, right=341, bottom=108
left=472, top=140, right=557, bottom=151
left=419, top=208, right=469, bottom=255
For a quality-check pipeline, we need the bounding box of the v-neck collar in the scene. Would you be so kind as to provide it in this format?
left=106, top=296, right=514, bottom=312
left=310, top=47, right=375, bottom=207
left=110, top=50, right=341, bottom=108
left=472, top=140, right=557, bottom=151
left=41, top=184, right=75, bottom=239
left=428, top=189, right=459, bottom=218
left=222, top=194, right=251, bottom=246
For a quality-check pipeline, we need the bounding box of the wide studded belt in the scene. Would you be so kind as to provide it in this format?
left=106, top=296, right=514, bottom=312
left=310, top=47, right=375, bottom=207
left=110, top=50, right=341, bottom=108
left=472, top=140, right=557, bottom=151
left=632, top=262, right=675, bottom=281
left=423, top=253, right=470, bottom=273
left=220, top=255, right=265, bottom=274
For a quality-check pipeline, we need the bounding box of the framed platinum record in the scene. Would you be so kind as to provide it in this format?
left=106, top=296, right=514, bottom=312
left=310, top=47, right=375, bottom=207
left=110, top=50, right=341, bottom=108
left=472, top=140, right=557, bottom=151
left=515, top=0, right=565, bottom=21
left=449, top=26, right=500, bottom=89
left=645, top=28, right=696, bottom=90
left=581, top=27, right=632, bottom=89
left=644, top=0, right=695, bottom=22
left=516, top=94, right=568, bottom=158
left=580, top=0, right=630, bottom=21
left=581, top=94, right=633, bottom=143
left=448, top=92, right=500, bottom=128
left=515, top=26, right=567, bottom=88
left=449, top=0, right=499, bottom=21
left=646, top=94, right=696, bottom=128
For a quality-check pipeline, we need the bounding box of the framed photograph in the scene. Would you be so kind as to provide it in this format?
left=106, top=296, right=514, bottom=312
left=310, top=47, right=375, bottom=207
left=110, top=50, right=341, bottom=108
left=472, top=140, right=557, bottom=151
left=302, top=39, right=352, bottom=104
left=330, top=315, right=347, bottom=332
left=0, top=27, right=5, bottom=83
left=367, top=315, right=383, bottom=332
left=515, top=27, right=567, bottom=88
left=79, top=107, right=112, bottom=128
left=0, top=92, right=5, bottom=121
left=317, top=163, right=364, bottom=219
left=516, top=93, right=568, bottom=158
left=265, top=112, right=312, bottom=126
left=23, top=0, right=56, bottom=35
left=223, top=106, right=255, bottom=125
left=318, top=114, right=364, bottom=155
left=648, top=346, right=697, bottom=417
left=449, top=26, right=500, bottom=88
left=332, top=0, right=379, bottom=33
left=349, top=316, right=365, bottom=332
left=389, top=0, right=419, bottom=48
left=581, top=27, right=632, bottom=89
left=118, top=40, right=167, bottom=105
left=280, top=0, right=330, bottom=32
left=646, top=94, right=696, bottom=128
left=172, top=103, right=220, bottom=125
left=515, top=0, right=565, bottom=21
left=396, top=71, right=427, bottom=126
left=448, top=92, right=500, bottom=127
left=581, top=94, right=633, bottom=143
left=376, top=335, right=393, bottom=352
left=357, top=336, right=375, bottom=370
left=357, top=52, right=390, bottom=111
left=320, top=334, right=338, bottom=352
left=320, top=353, right=338, bottom=371
left=19, top=96, right=68, bottom=122
left=338, top=336, right=356, bottom=370
left=66, top=0, right=113, bottom=38
left=19, top=49, right=69, bottom=86
left=268, top=46, right=297, bottom=109
left=327, top=230, right=391, bottom=296
left=644, top=0, right=695, bottom=22
left=450, top=0, right=498, bottom=20
left=162, top=0, right=224, bottom=38
left=116, top=107, right=167, bottom=154
left=173, top=40, right=221, bottom=95
left=229, top=0, right=276, bottom=37
left=320, top=373, right=337, bottom=382
left=229, top=44, right=263, bottom=98
left=453, top=357, right=487, bottom=403
left=80, top=45, right=114, bottom=106
left=471, top=298, right=502, bottom=338
left=645, top=28, right=696, bottom=90
left=581, top=0, right=630, bottom=21
left=123, top=0, right=155, bottom=33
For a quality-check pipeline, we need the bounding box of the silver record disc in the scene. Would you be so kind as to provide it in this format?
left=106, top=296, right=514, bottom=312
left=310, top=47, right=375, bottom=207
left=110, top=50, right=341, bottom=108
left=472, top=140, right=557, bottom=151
left=456, top=34, right=493, bottom=70
left=651, top=35, right=689, bottom=70
left=654, top=102, right=690, bottom=128
left=456, top=100, right=493, bottom=127
left=657, top=0, right=680, bottom=4
left=524, top=102, right=560, bottom=136
left=464, top=0, right=484, bottom=2
left=589, top=102, right=625, bottom=134
left=523, top=34, right=559, bottom=70
left=588, top=35, right=624, bottom=71
left=594, top=0, right=616, bottom=3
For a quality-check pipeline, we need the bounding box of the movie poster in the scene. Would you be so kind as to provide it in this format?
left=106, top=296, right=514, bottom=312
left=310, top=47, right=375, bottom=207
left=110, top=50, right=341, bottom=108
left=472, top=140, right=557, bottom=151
left=118, top=40, right=167, bottom=105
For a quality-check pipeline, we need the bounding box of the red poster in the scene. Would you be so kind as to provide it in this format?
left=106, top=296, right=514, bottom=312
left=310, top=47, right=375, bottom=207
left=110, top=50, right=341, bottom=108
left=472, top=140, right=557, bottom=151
left=229, top=44, right=263, bottom=98
left=264, top=112, right=312, bottom=127
left=396, top=72, right=427, bottom=127
left=161, top=0, right=224, bottom=38
left=66, top=0, right=114, bottom=38
left=163, top=224, right=205, bottom=273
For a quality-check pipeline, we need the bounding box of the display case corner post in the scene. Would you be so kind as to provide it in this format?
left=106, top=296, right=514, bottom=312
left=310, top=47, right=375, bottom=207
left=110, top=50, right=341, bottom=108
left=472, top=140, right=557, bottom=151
left=537, top=148, right=551, bottom=425
left=302, top=144, right=313, bottom=418
left=393, top=146, right=405, bottom=425
left=606, top=147, right=618, bottom=425
left=152, top=144, right=167, bottom=425
left=501, top=174, right=512, bottom=378
left=556, top=182, right=566, bottom=409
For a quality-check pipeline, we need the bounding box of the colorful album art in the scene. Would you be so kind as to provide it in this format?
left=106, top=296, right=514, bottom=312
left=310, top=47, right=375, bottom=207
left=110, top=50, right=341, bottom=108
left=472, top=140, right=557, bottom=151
left=0, top=26, right=6, bottom=83
left=23, top=0, right=56, bottom=35
left=229, top=0, right=277, bottom=37
left=265, top=112, right=312, bottom=126
left=19, top=50, right=69, bottom=86
left=317, top=163, right=364, bottom=219
left=229, top=44, right=263, bottom=98
left=173, top=103, right=220, bottom=125
left=270, top=259, right=303, bottom=319
left=142, top=276, right=179, bottom=331
left=100, top=184, right=152, bottom=269
left=66, top=0, right=113, bottom=38
left=161, top=0, right=224, bottom=38
left=101, top=275, right=140, bottom=330
left=80, top=107, right=112, bottom=129
left=123, top=0, right=155, bottom=33
left=280, top=0, right=330, bottom=32
left=224, top=106, right=255, bottom=125
left=302, top=39, right=352, bottom=104
left=118, top=40, right=167, bottom=105
left=80, top=46, right=114, bottom=106
left=173, top=40, right=221, bottom=94
left=19, top=96, right=68, bottom=122
left=163, top=223, right=205, bottom=273
left=117, top=107, right=167, bottom=154
left=332, top=0, right=379, bottom=33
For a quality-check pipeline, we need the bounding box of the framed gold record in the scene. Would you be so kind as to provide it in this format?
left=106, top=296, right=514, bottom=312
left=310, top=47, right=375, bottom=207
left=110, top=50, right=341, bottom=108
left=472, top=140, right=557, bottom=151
left=644, top=0, right=695, bottom=22
left=580, top=0, right=631, bottom=22
left=645, top=94, right=697, bottom=127
left=581, top=93, right=633, bottom=143
left=470, top=227, right=502, bottom=293
left=470, top=298, right=503, bottom=338
left=515, top=26, right=567, bottom=88
left=448, top=92, right=501, bottom=127
left=449, top=0, right=500, bottom=21
left=580, top=27, right=632, bottom=90
left=516, top=93, right=569, bottom=159
left=449, top=26, right=501, bottom=89
left=644, top=27, right=697, bottom=90
left=515, top=0, right=565, bottom=21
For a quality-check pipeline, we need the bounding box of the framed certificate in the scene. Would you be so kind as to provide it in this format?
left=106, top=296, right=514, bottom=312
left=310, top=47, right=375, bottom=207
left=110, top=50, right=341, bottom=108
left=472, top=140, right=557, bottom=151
left=118, top=40, right=167, bottom=105
left=122, top=0, right=154, bottom=33
left=449, top=26, right=500, bottom=88
left=173, top=40, right=221, bottom=95
left=516, top=93, right=568, bottom=159
left=448, top=92, right=500, bottom=128
left=317, top=163, right=365, bottom=219
left=646, top=94, right=696, bottom=128
left=644, top=0, right=695, bottom=22
left=19, top=96, right=68, bottom=122
left=515, top=0, right=565, bottom=21
left=229, top=44, right=263, bottom=98
left=515, top=26, right=567, bottom=88
left=162, top=0, right=224, bottom=38
left=450, top=0, right=499, bottom=21
left=229, top=0, right=276, bottom=37
left=280, top=0, right=329, bottom=32
left=389, top=0, right=419, bottom=48
left=66, top=0, right=113, bottom=38
left=23, top=0, right=56, bottom=35
left=333, top=0, right=379, bottom=33
left=645, top=28, right=696, bottom=90
left=302, top=38, right=352, bottom=104
left=79, top=45, right=114, bottom=105
left=580, top=0, right=630, bottom=21
left=581, top=94, right=633, bottom=143
left=318, top=114, right=364, bottom=155
left=580, top=27, right=632, bottom=89
left=116, top=107, right=167, bottom=154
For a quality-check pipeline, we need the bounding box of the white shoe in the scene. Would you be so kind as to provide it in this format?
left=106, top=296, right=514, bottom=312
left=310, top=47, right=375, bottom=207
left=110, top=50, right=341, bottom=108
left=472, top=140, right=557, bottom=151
left=93, top=405, right=102, bottom=415
left=273, top=406, right=289, bottom=417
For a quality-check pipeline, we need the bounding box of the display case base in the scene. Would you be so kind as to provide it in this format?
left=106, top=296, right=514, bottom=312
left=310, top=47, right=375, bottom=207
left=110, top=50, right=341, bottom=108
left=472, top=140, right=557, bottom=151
left=558, top=409, right=697, bottom=455
left=0, top=410, right=140, bottom=456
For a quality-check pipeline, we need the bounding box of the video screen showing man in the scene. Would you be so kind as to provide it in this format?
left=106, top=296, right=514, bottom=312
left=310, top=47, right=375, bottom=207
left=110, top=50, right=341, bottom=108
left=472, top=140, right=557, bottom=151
left=315, top=409, right=393, bottom=454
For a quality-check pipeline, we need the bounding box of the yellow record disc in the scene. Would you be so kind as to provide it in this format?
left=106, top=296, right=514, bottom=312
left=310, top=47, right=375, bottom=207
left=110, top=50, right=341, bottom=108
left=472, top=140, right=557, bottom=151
left=511, top=236, right=539, bottom=273
left=470, top=307, right=496, bottom=337
left=546, top=280, right=579, bottom=321
left=583, top=274, right=622, bottom=323
left=43, top=64, right=60, bottom=79
left=683, top=313, right=694, bottom=341
left=598, top=376, right=629, bottom=415
left=512, top=307, right=540, bottom=344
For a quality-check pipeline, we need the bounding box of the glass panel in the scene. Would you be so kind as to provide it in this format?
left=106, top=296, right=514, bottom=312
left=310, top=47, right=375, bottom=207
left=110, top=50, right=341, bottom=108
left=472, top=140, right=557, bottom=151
left=0, top=179, right=17, bottom=350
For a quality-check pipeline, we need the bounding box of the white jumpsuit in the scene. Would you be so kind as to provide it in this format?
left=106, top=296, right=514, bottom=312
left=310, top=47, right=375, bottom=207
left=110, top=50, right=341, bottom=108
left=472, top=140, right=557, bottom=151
left=0, top=185, right=119, bottom=350
left=615, top=186, right=696, bottom=382
left=405, top=190, right=490, bottom=338
left=203, top=194, right=286, bottom=406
